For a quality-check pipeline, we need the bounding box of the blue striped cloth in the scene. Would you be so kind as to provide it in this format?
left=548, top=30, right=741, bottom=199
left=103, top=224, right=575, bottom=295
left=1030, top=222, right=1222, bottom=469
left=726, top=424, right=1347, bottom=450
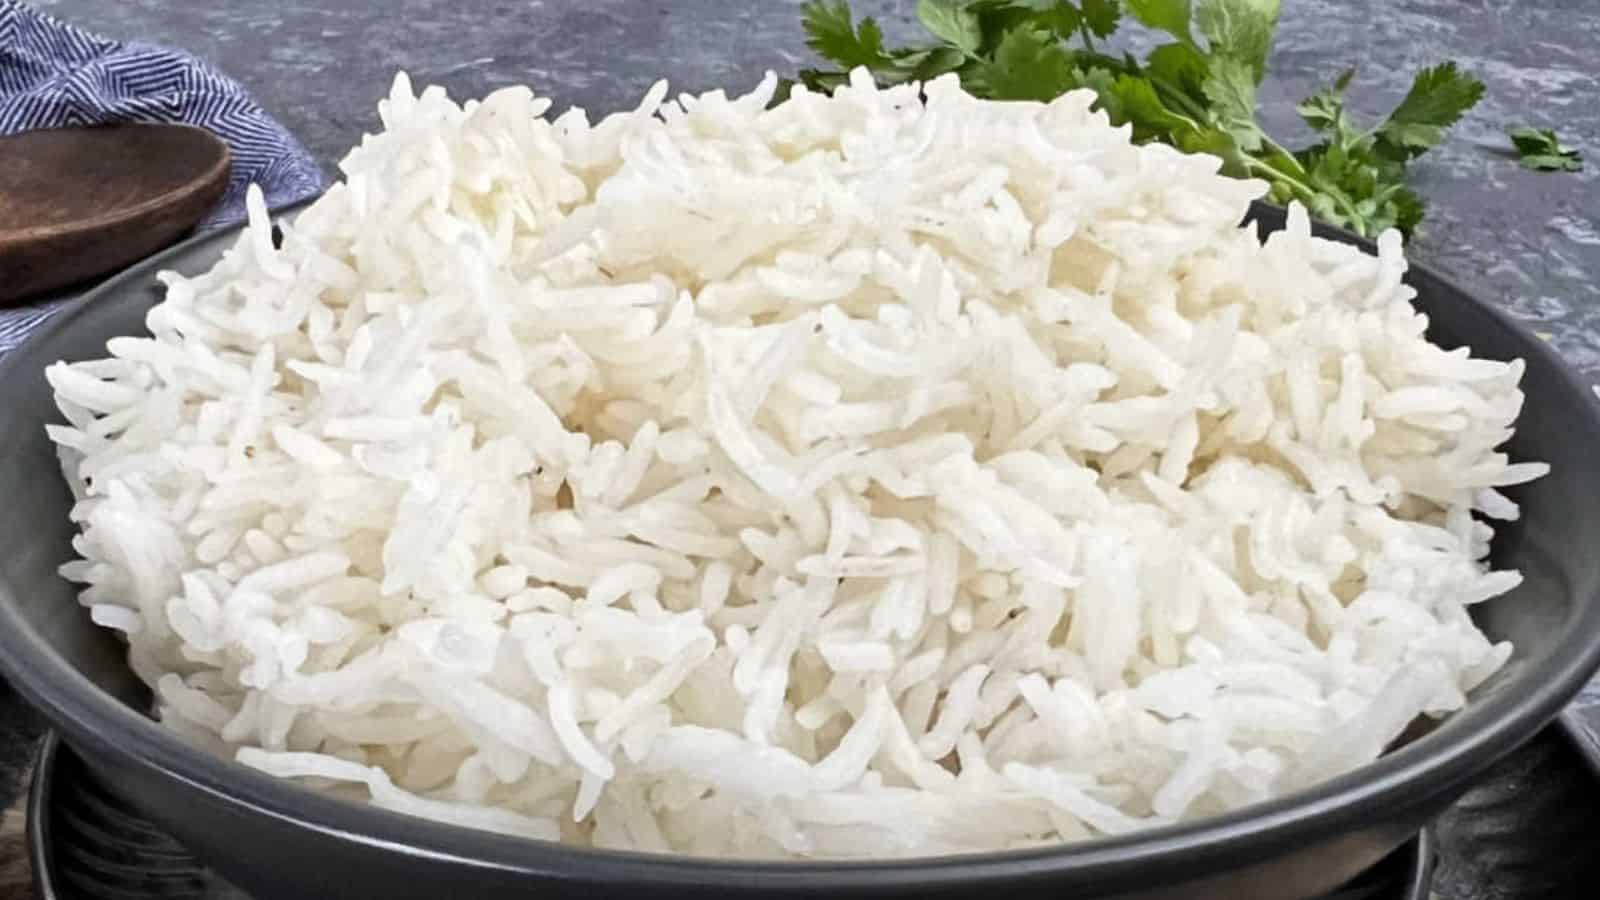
left=0, top=0, right=326, bottom=356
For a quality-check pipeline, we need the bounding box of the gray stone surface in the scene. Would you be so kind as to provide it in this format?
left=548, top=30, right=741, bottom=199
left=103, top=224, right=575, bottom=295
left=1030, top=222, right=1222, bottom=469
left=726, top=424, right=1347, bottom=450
left=30, top=0, right=1600, bottom=377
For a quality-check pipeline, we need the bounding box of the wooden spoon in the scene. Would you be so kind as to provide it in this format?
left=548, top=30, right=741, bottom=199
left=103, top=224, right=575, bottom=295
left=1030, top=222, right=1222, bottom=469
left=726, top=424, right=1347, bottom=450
left=0, top=124, right=230, bottom=305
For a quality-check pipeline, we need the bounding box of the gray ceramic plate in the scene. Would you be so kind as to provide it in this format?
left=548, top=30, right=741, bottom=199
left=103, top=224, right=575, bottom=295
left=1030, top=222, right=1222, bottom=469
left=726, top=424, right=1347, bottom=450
left=23, top=729, right=1443, bottom=899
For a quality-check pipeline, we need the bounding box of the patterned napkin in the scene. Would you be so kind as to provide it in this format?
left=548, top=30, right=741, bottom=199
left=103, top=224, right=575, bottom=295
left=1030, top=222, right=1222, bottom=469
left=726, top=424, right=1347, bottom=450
left=0, top=0, right=326, bottom=356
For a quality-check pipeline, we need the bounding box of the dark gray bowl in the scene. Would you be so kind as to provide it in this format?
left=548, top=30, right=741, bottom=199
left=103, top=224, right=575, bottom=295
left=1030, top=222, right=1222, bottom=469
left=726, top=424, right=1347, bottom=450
left=2, top=203, right=1599, bottom=900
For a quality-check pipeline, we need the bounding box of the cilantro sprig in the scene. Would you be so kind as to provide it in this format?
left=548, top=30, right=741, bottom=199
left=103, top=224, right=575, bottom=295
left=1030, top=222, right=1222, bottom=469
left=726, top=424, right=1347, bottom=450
left=795, top=0, right=1492, bottom=239
left=1508, top=127, right=1583, bottom=173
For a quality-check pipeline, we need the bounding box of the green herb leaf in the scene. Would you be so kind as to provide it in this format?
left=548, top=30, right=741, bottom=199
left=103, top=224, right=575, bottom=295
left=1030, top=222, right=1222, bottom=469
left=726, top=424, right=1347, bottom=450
left=1145, top=41, right=1208, bottom=97
left=1375, top=61, right=1485, bottom=159
left=1201, top=55, right=1265, bottom=152
left=1508, top=126, right=1583, bottom=172
left=918, top=0, right=984, bottom=53
left=911, top=45, right=972, bottom=80
left=979, top=26, right=1079, bottom=100
left=772, top=78, right=798, bottom=106
left=1103, top=74, right=1201, bottom=141
left=1195, top=0, right=1280, bottom=82
left=1126, top=0, right=1193, bottom=43
left=791, top=0, right=1491, bottom=241
left=797, top=68, right=851, bottom=93
left=1081, top=0, right=1124, bottom=39
left=966, top=1, right=1081, bottom=53
left=1518, top=154, right=1583, bottom=172
left=1038, top=3, right=1087, bottom=39
left=1508, top=126, right=1556, bottom=155
left=802, top=0, right=895, bottom=69
left=1391, top=186, right=1425, bottom=234
left=1295, top=68, right=1354, bottom=134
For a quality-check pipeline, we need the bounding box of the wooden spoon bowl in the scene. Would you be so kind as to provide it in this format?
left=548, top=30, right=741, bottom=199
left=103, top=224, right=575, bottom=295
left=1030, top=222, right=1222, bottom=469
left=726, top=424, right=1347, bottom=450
left=0, top=124, right=230, bottom=305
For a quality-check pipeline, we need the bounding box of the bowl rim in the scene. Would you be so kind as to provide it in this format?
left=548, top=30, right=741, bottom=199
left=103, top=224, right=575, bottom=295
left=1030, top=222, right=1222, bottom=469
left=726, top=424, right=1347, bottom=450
left=3, top=201, right=1600, bottom=889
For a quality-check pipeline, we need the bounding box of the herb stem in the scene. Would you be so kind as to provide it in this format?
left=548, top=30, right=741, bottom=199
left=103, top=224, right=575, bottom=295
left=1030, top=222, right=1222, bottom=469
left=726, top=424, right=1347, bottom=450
left=1242, top=157, right=1368, bottom=234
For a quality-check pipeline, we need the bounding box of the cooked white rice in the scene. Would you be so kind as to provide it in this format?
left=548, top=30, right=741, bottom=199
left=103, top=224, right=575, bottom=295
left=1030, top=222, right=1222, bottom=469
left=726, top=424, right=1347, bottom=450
left=46, top=68, right=1545, bottom=858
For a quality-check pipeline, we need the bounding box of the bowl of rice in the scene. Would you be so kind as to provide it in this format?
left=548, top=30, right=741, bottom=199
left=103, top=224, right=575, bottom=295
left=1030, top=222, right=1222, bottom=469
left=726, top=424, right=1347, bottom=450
left=3, top=70, right=1600, bottom=899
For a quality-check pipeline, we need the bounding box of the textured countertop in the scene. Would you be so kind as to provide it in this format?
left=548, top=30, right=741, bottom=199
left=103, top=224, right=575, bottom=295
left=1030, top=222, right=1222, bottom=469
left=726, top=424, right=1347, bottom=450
left=3, top=0, right=1598, bottom=895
